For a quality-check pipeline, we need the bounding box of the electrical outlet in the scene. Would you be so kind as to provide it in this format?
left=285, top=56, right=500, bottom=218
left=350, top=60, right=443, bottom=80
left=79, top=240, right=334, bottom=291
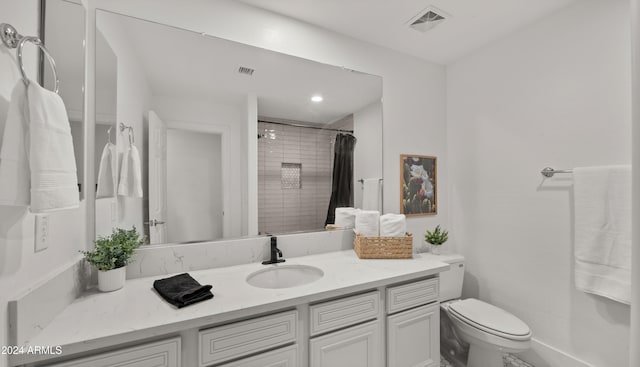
left=34, top=214, right=49, bottom=253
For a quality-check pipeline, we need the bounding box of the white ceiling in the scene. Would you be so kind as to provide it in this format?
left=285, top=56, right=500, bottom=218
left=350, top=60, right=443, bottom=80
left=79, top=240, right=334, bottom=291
left=236, top=0, right=578, bottom=65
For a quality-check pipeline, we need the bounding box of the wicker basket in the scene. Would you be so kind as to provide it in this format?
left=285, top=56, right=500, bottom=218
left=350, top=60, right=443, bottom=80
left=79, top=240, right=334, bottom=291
left=354, top=232, right=413, bottom=259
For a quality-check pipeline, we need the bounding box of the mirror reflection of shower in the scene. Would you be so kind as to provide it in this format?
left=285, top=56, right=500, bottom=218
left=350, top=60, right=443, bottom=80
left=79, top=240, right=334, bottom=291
left=257, top=118, right=353, bottom=235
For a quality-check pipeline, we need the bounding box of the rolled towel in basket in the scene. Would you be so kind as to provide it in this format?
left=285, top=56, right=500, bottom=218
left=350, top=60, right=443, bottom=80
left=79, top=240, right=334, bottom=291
left=380, top=214, right=406, bottom=237
left=355, top=210, right=380, bottom=237
left=335, top=207, right=359, bottom=228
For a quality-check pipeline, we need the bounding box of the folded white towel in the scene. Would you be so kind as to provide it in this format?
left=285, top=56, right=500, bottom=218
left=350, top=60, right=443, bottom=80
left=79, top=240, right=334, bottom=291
left=355, top=210, right=380, bottom=237
left=362, top=178, right=381, bottom=211
left=335, top=207, right=359, bottom=229
left=27, top=81, right=80, bottom=212
left=380, top=214, right=406, bottom=237
left=574, top=165, right=631, bottom=304
left=118, top=144, right=143, bottom=198
left=96, top=142, right=116, bottom=198
left=0, top=82, right=30, bottom=206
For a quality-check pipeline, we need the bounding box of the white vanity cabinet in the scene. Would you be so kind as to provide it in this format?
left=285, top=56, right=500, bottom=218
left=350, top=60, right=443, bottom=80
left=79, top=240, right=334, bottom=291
left=386, top=278, right=440, bottom=367
left=18, top=260, right=445, bottom=367
left=44, top=337, right=181, bottom=367
left=198, top=311, right=297, bottom=367
left=308, top=291, right=382, bottom=367
left=309, top=320, right=381, bottom=367
left=217, top=345, right=297, bottom=367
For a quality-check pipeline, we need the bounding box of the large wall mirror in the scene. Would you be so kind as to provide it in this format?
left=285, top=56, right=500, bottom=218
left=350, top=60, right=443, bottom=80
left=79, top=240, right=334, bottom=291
left=94, top=10, right=383, bottom=245
left=40, top=0, right=85, bottom=199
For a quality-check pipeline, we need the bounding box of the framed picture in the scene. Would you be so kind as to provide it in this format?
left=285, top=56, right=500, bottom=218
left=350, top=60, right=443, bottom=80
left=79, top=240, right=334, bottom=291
left=400, top=155, right=437, bottom=216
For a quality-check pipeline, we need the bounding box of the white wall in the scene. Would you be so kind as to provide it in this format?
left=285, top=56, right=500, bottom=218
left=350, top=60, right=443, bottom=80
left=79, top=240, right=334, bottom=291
left=166, top=129, right=222, bottom=242
left=89, top=0, right=448, bottom=251
left=631, top=0, right=640, bottom=365
left=0, top=2, right=86, bottom=367
left=447, top=0, right=631, bottom=366
left=353, top=102, right=383, bottom=209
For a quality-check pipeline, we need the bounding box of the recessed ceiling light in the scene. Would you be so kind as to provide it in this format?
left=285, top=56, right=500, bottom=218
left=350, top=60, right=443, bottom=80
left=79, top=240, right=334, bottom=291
left=311, top=95, right=323, bottom=102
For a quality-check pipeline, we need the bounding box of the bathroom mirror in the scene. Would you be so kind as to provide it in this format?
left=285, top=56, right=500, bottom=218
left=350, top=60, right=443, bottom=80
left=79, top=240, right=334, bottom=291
left=94, top=10, right=383, bottom=245
left=40, top=0, right=85, bottom=199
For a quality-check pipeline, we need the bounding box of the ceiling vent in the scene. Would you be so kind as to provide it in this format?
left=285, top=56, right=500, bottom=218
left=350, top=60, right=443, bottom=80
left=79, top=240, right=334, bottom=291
left=238, top=66, right=255, bottom=76
left=407, top=6, right=450, bottom=33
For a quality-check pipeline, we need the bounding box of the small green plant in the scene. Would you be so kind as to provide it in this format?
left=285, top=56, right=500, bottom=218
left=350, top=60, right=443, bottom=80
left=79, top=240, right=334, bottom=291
left=81, top=227, right=144, bottom=271
left=424, top=225, right=448, bottom=245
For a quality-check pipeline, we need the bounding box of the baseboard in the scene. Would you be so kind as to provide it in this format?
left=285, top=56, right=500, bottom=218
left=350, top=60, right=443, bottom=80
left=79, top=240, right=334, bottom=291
left=516, top=338, right=595, bottom=367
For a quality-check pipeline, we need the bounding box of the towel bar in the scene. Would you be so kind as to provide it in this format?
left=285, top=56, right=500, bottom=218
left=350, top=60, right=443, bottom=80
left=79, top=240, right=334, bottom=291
left=541, top=167, right=573, bottom=178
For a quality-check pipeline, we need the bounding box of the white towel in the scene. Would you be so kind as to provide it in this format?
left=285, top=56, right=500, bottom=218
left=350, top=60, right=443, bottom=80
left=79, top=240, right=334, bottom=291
left=574, top=165, right=631, bottom=304
left=0, top=81, right=79, bottom=212
left=96, top=142, right=116, bottom=198
left=117, top=144, right=143, bottom=198
left=335, top=207, right=359, bottom=228
left=0, top=82, right=30, bottom=206
left=355, top=210, right=380, bottom=237
left=380, top=214, right=406, bottom=237
left=362, top=178, right=381, bottom=211
left=27, top=81, right=79, bottom=212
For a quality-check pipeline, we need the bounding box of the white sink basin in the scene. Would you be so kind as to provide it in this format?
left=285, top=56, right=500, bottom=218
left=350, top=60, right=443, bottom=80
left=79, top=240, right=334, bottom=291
left=247, top=265, right=324, bottom=289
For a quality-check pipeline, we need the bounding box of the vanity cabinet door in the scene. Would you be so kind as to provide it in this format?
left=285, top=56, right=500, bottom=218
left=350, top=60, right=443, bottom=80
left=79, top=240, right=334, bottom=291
left=199, top=310, right=297, bottom=367
left=218, top=345, right=297, bottom=367
left=309, top=320, right=381, bottom=367
left=44, top=337, right=180, bottom=367
left=387, top=304, right=439, bottom=367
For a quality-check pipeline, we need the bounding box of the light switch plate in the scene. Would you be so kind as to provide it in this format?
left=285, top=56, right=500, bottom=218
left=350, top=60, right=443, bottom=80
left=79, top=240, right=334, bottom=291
left=34, top=214, right=49, bottom=253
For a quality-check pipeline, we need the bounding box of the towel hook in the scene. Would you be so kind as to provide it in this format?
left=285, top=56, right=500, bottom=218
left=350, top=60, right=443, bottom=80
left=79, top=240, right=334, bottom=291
left=106, top=125, right=114, bottom=145
left=0, top=23, right=59, bottom=93
left=119, top=122, right=134, bottom=146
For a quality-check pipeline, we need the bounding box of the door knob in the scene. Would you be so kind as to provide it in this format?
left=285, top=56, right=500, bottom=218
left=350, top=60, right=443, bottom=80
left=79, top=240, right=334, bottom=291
left=144, top=219, right=166, bottom=227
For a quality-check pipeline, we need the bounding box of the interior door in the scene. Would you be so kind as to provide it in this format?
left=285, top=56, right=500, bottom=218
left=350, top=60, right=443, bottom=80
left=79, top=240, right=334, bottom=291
left=148, top=110, right=167, bottom=244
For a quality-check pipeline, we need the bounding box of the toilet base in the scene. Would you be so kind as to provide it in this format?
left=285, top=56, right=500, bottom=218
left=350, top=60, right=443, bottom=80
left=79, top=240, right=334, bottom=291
left=466, top=344, right=504, bottom=367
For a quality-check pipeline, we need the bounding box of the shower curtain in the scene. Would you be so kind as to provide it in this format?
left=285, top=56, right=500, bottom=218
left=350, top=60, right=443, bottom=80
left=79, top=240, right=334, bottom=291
left=325, top=133, right=357, bottom=225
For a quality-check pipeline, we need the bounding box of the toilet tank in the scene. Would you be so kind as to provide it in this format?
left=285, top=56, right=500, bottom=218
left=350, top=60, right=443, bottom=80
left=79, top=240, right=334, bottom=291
left=437, top=254, right=465, bottom=302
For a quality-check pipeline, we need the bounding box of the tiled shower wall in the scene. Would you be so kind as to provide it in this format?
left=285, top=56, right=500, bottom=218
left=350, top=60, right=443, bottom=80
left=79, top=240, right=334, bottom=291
left=258, top=121, right=336, bottom=234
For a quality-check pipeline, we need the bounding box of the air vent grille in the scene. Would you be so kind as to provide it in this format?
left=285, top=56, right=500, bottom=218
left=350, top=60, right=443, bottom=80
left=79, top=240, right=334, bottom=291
left=238, top=66, right=255, bottom=75
left=412, top=11, right=444, bottom=26
left=408, top=6, right=449, bottom=33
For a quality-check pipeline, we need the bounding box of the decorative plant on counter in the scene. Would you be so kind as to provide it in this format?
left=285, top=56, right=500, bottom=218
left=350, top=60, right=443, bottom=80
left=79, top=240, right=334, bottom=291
left=81, top=227, right=144, bottom=292
left=424, top=225, right=448, bottom=254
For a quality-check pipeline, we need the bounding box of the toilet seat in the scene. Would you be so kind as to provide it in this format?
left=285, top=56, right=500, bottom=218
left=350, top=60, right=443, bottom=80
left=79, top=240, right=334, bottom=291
left=447, top=299, right=531, bottom=341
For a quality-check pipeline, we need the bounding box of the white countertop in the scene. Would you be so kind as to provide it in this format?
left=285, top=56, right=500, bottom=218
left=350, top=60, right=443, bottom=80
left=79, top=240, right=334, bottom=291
left=12, top=250, right=449, bottom=365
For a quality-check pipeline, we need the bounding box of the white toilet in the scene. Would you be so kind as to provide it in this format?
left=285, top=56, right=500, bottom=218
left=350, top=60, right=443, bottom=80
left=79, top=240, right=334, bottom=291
left=438, top=254, right=532, bottom=367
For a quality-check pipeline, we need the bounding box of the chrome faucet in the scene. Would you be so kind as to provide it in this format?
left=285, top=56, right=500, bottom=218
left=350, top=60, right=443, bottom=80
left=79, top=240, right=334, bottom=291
left=262, top=236, right=285, bottom=265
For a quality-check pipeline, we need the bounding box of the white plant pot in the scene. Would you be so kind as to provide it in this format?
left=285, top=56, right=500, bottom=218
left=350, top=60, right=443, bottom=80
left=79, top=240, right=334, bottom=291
left=430, top=244, right=442, bottom=255
left=98, top=266, right=126, bottom=292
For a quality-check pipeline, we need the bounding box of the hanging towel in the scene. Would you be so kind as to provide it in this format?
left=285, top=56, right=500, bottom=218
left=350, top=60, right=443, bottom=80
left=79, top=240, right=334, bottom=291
left=153, top=273, right=213, bottom=308
left=573, top=165, right=631, bottom=304
left=380, top=214, right=406, bottom=237
left=118, top=143, right=143, bottom=198
left=355, top=210, right=380, bottom=237
left=0, top=82, right=30, bottom=206
left=335, top=207, right=359, bottom=229
left=96, top=142, right=116, bottom=198
left=27, top=81, right=79, bottom=212
left=362, top=178, right=381, bottom=211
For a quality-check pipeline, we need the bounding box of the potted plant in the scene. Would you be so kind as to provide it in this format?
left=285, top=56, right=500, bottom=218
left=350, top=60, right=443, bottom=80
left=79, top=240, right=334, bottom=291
left=81, top=227, right=144, bottom=292
left=424, top=225, right=448, bottom=255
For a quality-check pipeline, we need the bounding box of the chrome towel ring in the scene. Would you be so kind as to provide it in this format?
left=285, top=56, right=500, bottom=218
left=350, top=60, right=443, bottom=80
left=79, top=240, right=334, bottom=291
left=1, top=23, right=59, bottom=94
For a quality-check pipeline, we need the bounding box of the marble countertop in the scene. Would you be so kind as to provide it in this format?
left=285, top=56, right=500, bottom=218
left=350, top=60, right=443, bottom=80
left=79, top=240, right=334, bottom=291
left=12, top=250, right=449, bottom=365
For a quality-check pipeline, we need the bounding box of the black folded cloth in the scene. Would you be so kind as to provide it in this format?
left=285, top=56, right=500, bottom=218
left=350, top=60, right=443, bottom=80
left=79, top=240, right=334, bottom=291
left=153, top=273, right=213, bottom=308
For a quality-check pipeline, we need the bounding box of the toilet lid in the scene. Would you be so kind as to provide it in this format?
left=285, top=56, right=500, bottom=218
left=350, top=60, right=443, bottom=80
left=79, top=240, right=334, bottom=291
left=448, top=299, right=531, bottom=340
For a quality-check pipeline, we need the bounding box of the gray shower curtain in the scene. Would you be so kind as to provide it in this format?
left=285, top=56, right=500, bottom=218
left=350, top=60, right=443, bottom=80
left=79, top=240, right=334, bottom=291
left=325, top=133, right=357, bottom=225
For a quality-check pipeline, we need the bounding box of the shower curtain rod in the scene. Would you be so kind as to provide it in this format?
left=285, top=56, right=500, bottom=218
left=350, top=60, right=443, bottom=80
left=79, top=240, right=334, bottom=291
left=258, top=119, right=354, bottom=133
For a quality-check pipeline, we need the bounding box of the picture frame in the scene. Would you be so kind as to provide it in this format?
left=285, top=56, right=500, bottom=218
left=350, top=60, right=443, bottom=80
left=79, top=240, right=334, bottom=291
left=400, top=155, right=437, bottom=216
